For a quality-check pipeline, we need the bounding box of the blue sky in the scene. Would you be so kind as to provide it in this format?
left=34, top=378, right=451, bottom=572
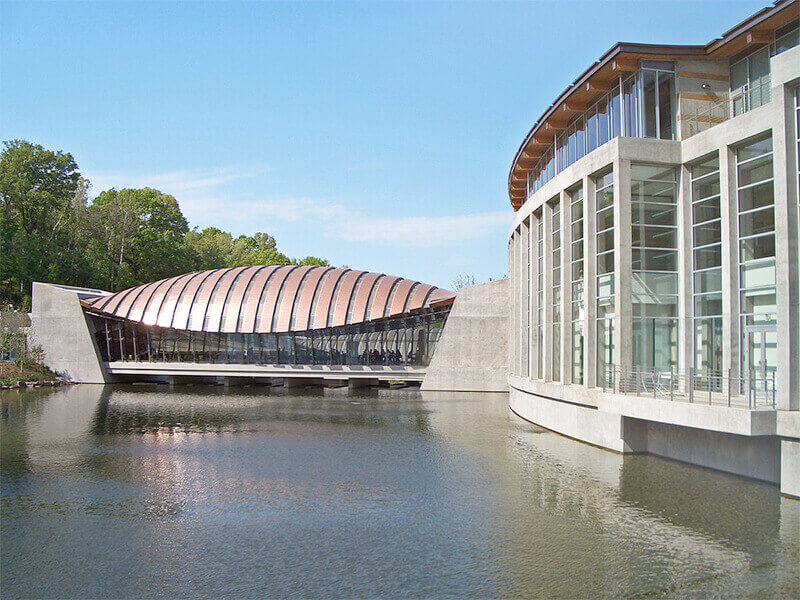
left=2, top=0, right=766, bottom=289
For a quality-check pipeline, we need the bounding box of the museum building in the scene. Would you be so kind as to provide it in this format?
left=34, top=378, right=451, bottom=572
left=506, top=0, right=800, bottom=495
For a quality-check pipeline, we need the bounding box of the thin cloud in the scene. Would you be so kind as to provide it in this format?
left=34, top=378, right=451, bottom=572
left=84, top=166, right=260, bottom=198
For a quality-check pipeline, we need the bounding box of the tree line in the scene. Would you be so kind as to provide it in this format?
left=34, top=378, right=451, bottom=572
left=0, top=140, right=328, bottom=308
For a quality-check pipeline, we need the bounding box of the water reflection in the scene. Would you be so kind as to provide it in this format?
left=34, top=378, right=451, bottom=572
left=1, top=385, right=798, bottom=599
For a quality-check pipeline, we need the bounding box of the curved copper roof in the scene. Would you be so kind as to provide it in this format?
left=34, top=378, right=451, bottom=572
left=83, top=266, right=455, bottom=333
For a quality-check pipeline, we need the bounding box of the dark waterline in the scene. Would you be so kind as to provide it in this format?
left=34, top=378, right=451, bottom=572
left=1, top=384, right=798, bottom=599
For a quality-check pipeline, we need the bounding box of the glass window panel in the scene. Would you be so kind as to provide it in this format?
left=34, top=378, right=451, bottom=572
left=692, top=177, right=720, bottom=202
left=740, top=287, right=776, bottom=315
left=694, top=268, right=722, bottom=294
left=657, top=71, right=675, bottom=140
left=739, top=206, right=774, bottom=237
left=631, top=203, right=676, bottom=226
left=597, top=251, right=615, bottom=274
left=642, top=70, right=658, bottom=138
left=691, top=156, right=719, bottom=179
left=740, top=259, right=776, bottom=288
left=586, top=106, right=598, bottom=153
left=633, top=225, right=677, bottom=249
left=632, top=271, right=678, bottom=296
left=598, top=98, right=610, bottom=146
left=737, top=155, right=774, bottom=187
left=692, top=197, right=721, bottom=224
left=597, top=273, right=614, bottom=298
left=572, top=261, right=584, bottom=281
left=694, top=293, right=722, bottom=317
left=737, top=136, right=772, bottom=162
left=730, top=59, right=748, bottom=91
left=694, top=246, right=722, bottom=270
left=623, top=75, right=638, bottom=137
left=610, top=87, right=621, bottom=138
left=631, top=179, right=677, bottom=203
left=597, top=229, right=614, bottom=253
left=632, top=248, right=677, bottom=271
left=693, top=220, right=721, bottom=247
left=738, top=181, right=774, bottom=212
left=632, top=303, right=677, bottom=318
left=740, top=234, right=775, bottom=262
left=597, top=206, right=614, bottom=231
left=694, top=317, right=723, bottom=373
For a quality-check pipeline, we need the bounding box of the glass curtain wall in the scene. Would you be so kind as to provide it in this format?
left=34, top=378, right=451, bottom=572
left=595, top=170, right=615, bottom=386
left=640, top=62, right=676, bottom=140
left=630, top=165, right=679, bottom=372
left=570, top=187, right=585, bottom=384
left=730, top=47, right=771, bottom=116
left=737, top=136, right=777, bottom=382
left=551, top=199, right=562, bottom=381
left=527, top=71, right=644, bottom=196
left=93, top=308, right=450, bottom=368
left=691, top=156, right=723, bottom=375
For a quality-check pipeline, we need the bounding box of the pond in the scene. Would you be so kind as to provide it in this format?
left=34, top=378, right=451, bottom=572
left=1, top=384, right=798, bottom=598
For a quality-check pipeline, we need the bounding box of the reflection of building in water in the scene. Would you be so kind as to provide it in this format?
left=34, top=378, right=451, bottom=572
left=423, top=390, right=796, bottom=598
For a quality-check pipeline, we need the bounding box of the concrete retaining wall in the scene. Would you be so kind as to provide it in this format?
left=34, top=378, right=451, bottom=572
left=421, top=279, right=508, bottom=392
left=29, top=283, right=108, bottom=384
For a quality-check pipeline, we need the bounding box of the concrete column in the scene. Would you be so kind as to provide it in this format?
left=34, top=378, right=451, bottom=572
left=531, top=213, right=541, bottom=380
left=348, top=378, right=378, bottom=389
left=584, top=176, right=597, bottom=388
left=613, top=159, right=633, bottom=370
left=678, top=163, right=694, bottom=373
left=528, top=215, right=536, bottom=379
left=774, top=85, right=800, bottom=411
left=520, top=219, right=531, bottom=377
left=560, top=189, right=571, bottom=384
left=543, top=200, right=554, bottom=382
left=510, top=231, right=518, bottom=376
left=720, top=146, right=739, bottom=381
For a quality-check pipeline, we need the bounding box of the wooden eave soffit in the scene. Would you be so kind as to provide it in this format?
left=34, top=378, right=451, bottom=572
left=586, top=79, right=613, bottom=93
left=612, top=57, right=638, bottom=73
left=562, top=98, right=587, bottom=112
left=746, top=28, right=772, bottom=44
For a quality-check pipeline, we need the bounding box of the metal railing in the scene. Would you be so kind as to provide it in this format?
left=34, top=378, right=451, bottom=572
left=681, top=76, right=772, bottom=139
left=601, top=365, right=776, bottom=409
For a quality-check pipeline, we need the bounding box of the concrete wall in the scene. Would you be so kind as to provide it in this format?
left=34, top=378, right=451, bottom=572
left=29, top=283, right=109, bottom=384
left=421, top=279, right=508, bottom=392
left=624, top=417, right=780, bottom=484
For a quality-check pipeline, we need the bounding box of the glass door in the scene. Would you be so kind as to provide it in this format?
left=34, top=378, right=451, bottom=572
left=743, top=324, right=777, bottom=400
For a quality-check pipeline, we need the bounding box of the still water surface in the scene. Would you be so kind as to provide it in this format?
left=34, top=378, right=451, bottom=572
left=1, top=385, right=798, bottom=598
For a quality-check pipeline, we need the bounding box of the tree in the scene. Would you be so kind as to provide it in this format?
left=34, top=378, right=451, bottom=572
left=185, top=227, right=234, bottom=271
left=0, top=140, right=84, bottom=304
left=87, top=188, right=192, bottom=291
left=228, top=232, right=292, bottom=268
left=295, top=256, right=329, bottom=267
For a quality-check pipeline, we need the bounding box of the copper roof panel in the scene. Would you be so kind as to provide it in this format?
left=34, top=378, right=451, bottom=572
left=255, top=265, right=298, bottom=333
left=368, top=276, right=400, bottom=321
left=126, top=280, right=169, bottom=322
left=170, top=270, right=216, bottom=329
left=141, top=275, right=185, bottom=326
left=388, top=279, right=416, bottom=317
left=237, top=266, right=281, bottom=333
left=218, top=266, right=267, bottom=333
left=186, top=269, right=232, bottom=331
left=347, top=272, right=382, bottom=324
left=290, top=266, right=333, bottom=331
left=310, top=268, right=348, bottom=330
left=203, top=267, right=250, bottom=333
left=330, top=270, right=364, bottom=328
left=156, top=272, right=205, bottom=329
left=274, top=265, right=314, bottom=333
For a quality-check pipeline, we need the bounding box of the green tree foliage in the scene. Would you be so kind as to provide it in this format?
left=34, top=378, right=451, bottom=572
left=0, top=140, right=330, bottom=307
left=1, top=140, right=95, bottom=304
left=88, top=188, right=192, bottom=291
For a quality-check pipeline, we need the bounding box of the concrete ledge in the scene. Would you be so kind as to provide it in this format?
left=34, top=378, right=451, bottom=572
left=599, top=392, right=777, bottom=437
left=777, top=411, right=800, bottom=440
left=509, top=377, right=626, bottom=452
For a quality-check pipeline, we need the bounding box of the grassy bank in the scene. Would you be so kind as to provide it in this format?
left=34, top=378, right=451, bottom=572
left=0, top=361, right=60, bottom=388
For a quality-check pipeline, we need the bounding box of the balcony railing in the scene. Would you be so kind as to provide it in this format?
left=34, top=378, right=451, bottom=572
left=682, top=76, right=772, bottom=139
left=601, top=365, right=776, bottom=409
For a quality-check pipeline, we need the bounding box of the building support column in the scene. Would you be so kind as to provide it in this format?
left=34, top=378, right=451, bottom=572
left=560, top=189, right=571, bottom=384
left=720, top=146, right=739, bottom=383
left=613, top=159, right=633, bottom=371
left=584, top=176, right=597, bottom=388
left=774, top=85, right=800, bottom=411
left=678, top=164, right=694, bottom=374
left=543, top=200, right=554, bottom=382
